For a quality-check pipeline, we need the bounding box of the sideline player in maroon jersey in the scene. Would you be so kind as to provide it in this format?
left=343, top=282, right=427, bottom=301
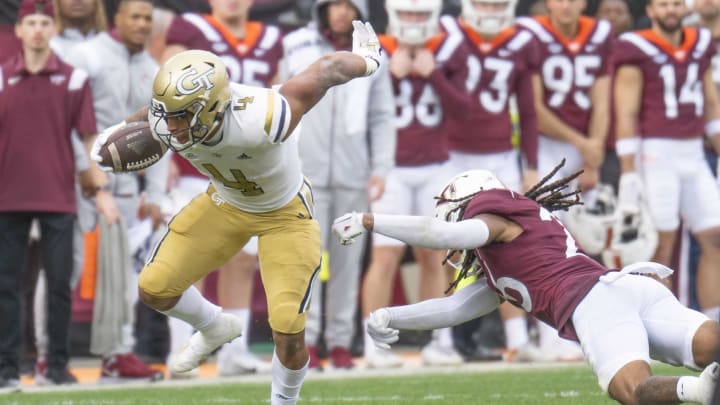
left=517, top=0, right=612, bottom=197
left=333, top=161, right=720, bottom=405
left=361, top=0, right=468, bottom=369
left=445, top=0, right=575, bottom=361
left=615, top=0, right=720, bottom=323
left=441, top=0, right=539, bottom=193
left=160, top=0, right=284, bottom=377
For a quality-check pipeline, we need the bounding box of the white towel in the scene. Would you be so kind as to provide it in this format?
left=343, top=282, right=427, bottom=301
left=90, top=216, right=133, bottom=356
left=599, top=261, right=674, bottom=284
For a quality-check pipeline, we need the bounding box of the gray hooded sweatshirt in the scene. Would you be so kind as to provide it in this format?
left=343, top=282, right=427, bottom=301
left=282, top=0, right=396, bottom=189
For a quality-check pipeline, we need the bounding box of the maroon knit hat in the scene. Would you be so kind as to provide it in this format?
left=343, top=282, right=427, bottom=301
left=17, top=0, right=55, bottom=22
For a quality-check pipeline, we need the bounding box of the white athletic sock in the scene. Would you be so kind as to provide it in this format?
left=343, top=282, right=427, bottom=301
left=504, top=317, right=529, bottom=350
left=168, top=317, right=194, bottom=357
left=435, top=327, right=454, bottom=349
left=161, top=285, right=221, bottom=331
left=701, top=306, right=720, bottom=322
left=271, top=350, right=308, bottom=405
left=537, top=321, right=560, bottom=350
left=219, top=308, right=250, bottom=357
left=677, top=376, right=700, bottom=402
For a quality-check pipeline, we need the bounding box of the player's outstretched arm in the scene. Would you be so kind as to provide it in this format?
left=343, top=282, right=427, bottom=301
left=367, top=278, right=501, bottom=349
left=332, top=212, right=496, bottom=249
left=279, top=21, right=381, bottom=134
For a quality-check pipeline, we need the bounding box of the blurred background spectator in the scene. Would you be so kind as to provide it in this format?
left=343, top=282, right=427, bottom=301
left=283, top=0, right=396, bottom=370
left=62, top=0, right=167, bottom=383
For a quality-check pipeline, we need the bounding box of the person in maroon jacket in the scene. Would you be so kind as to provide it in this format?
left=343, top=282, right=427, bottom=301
left=0, top=0, right=100, bottom=389
left=333, top=160, right=720, bottom=405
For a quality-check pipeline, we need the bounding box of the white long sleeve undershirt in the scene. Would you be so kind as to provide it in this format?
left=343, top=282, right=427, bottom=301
left=386, top=278, right=501, bottom=330
left=372, top=215, right=490, bottom=250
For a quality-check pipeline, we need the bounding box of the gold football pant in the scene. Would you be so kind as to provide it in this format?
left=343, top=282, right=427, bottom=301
left=138, top=182, right=321, bottom=334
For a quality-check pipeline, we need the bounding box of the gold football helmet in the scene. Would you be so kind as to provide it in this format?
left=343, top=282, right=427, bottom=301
left=150, top=50, right=231, bottom=151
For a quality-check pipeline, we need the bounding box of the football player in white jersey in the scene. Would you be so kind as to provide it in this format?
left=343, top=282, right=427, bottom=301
left=92, top=21, right=382, bottom=405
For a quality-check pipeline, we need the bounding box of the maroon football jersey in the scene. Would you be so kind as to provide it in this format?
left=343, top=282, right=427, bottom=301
left=166, top=14, right=283, bottom=87
left=378, top=32, right=467, bottom=166
left=462, top=189, right=611, bottom=340
left=517, top=16, right=613, bottom=136
left=441, top=17, right=540, bottom=167
left=614, top=27, right=715, bottom=139
left=167, top=14, right=283, bottom=178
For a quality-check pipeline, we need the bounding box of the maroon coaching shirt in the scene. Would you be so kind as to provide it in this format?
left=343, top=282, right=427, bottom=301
left=462, top=189, right=611, bottom=340
left=0, top=51, right=96, bottom=213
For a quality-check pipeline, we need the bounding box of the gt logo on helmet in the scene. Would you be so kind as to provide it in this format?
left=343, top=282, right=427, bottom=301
left=176, top=67, right=215, bottom=95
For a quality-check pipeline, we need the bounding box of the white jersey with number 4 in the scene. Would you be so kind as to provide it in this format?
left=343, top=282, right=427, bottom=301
left=177, top=82, right=300, bottom=213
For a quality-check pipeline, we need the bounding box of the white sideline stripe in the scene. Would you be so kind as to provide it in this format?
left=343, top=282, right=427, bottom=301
left=13, top=361, right=589, bottom=394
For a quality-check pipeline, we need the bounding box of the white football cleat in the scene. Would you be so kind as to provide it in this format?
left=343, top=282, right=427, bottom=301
left=421, top=342, right=464, bottom=366
left=168, top=368, right=199, bottom=380
left=217, top=350, right=272, bottom=376
left=504, top=342, right=556, bottom=363
left=169, top=313, right=244, bottom=374
left=364, top=347, right=403, bottom=369
left=698, top=362, right=719, bottom=405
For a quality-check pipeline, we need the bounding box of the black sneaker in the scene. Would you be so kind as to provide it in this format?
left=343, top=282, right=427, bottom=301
left=43, top=368, right=78, bottom=385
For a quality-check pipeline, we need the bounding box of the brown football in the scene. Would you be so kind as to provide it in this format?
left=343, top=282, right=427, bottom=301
left=98, top=121, right=168, bottom=172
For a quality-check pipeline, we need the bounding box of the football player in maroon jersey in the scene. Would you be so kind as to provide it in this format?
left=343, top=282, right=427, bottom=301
left=445, top=0, right=581, bottom=362
left=334, top=161, right=720, bottom=405
left=160, top=0, right=284, bottom=377
left=517, top=0, right=612, bottom=197
left=615, top=0, right=720, bottom=323
left=361, top=0, right=468, bottom=369
left=441, top=0, right=539, bottom=193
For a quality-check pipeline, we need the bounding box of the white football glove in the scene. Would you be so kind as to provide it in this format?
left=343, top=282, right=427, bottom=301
left=332, top=212, right=366, bottom=245
left=351, top=20, right=381, bottom=76
left=617, top=172, right=643, bottom=208
left=366, top=308, right=399, bottom=350
left=90, top=121, right=126, bottom=172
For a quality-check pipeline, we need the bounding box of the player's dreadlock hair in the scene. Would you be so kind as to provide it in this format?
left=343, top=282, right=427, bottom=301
left=444, top=159, right=584, bottom=293
left=524, top=159, right=584, bottom=212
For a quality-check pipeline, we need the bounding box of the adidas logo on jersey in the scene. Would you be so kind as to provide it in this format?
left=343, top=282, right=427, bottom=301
left=237, top=153, right=252, bottom=160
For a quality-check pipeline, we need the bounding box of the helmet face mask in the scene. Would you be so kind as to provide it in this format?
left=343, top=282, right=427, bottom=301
left=564, top=184, right=617, bottom=255
left=563, top=183, right=659, bottom=266
left=461, top=0, right=517, bottom=35
left=149, top=50, right=231, bottom=152
left=150, top=99, right=210, bottom=151
left=386, top=0, right=442, bottom=45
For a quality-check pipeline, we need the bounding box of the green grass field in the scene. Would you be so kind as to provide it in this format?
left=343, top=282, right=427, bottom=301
left=0, top=363, right=694, bottom=405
